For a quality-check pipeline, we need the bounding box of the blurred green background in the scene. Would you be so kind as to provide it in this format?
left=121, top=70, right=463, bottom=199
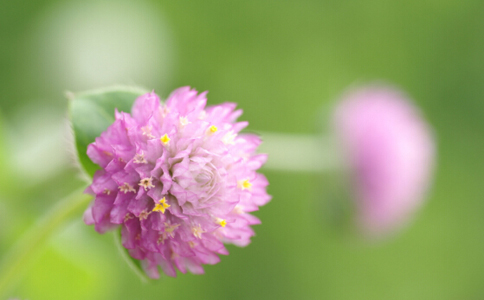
left=1, top=0, right=484, bottom=299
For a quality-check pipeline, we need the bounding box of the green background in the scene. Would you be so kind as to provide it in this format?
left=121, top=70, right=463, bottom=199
left=1, top=0, right=484, bottom=299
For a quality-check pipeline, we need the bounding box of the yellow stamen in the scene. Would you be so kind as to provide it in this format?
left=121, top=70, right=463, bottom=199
left=160, top=134, right=170, bottom=145
left=179, top=116, right=190, bottom=126
left=133, top=152, right=147, bottom=164
left=232, top=205, right=244, bottom=214
left=139, top=210, right=151, bottom=220
left=139, top=177, right=155, bottom=191
left=222, top=130, right=237, bottom=145
left=164, top=222, right=180, bottom=235
left=141, top=125, right=155, bottom=139
left=119, top=183, right=136, bottom=194
left=152, top=197, right=171, bottom=214
left=237, top=179, right=252, bottom=190
left=192, top=224, right=205, bottom=239
left=208, top=125, right=218, bottom=134
left=124, top=213, right=134, bottom=222
left=219, top=219, right=227, bottom=227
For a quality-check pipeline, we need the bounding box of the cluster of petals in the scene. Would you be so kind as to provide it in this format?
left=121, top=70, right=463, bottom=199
left=332, top=85, right=435, bottom=236
left=83, top=87, right=271, bottom=277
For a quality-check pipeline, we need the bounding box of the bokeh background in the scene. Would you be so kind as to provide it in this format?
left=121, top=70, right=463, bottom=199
left=1, top=0, right=484, bottom=299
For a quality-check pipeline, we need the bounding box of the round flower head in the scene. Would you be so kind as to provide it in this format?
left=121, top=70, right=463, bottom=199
left=332, top=85, right=435, bottom=237
left=83, top=87, right=271, bottom=277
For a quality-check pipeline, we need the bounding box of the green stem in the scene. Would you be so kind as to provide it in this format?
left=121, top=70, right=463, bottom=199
left=0, top=187, right=92, bottom=297
left=258, top=131, right=343, bottom=172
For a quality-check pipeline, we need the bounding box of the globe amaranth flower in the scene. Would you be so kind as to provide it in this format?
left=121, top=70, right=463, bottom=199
left=83, top=87, right=271, bottom=277
left=332, top=85, right=435, bottom=237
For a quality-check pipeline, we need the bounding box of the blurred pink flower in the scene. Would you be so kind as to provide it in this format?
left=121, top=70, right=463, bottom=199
left=333, top=85, right=435, bottom=237
left=84, top=87, right=270, bottom=277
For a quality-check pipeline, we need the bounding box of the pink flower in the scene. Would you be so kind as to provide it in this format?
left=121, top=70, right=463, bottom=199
left=332, top=85, right=435, bottom=237
left=83, top=87, right=271, bottom=277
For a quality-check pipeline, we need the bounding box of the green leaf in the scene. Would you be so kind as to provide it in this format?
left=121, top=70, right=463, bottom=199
left=113, top=228, right=151, bottom=282
left=68, top=86, right=148, bottom=178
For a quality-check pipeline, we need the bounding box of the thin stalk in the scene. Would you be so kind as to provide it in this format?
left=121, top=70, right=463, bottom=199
left=0, top=187, right=91, bottom=297
left=258, top=131, right=343, bottom=172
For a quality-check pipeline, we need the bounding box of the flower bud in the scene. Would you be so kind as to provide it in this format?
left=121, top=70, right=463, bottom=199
left=332, top=85, right=435, bottom=237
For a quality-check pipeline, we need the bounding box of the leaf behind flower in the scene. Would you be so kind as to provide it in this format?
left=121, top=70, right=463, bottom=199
left=68, top=86, right=148, bottom=178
